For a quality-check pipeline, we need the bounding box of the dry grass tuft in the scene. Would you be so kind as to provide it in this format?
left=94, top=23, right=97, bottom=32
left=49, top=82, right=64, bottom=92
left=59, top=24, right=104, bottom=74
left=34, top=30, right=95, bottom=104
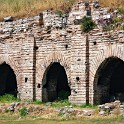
left=0, top=0, right=124, bottom=21
left=99, top=0, right=124, bottom=11
left=0, top=0, right=75, bottom=21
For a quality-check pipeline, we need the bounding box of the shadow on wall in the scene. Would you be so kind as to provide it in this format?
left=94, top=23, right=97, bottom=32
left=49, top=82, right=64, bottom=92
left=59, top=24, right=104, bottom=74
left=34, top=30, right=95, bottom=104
left=42, top=62, right=71, bottom=102
left=94, top=57, right=124, bottom=104
left=0, top=62, right=18, bottom=97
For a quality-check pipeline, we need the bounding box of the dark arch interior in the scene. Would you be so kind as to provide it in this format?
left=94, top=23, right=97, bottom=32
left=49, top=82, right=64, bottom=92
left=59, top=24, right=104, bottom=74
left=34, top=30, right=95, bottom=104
left=0, top=62, right=18, bottom=97
left=94, top=57, right=124, bottom=104
left=42, top=62, right=71, bottom=102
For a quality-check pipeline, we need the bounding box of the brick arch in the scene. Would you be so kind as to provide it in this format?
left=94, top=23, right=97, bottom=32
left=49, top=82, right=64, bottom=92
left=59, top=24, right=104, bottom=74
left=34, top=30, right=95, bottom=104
left=0, top=55, right=21, bottom=93
left=37, top=52, right=71, bottom=86
left=89, top=44, right=124, bottom=104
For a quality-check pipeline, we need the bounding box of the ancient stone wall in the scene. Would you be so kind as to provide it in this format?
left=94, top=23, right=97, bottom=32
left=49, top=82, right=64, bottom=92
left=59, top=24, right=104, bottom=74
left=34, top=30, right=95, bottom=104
left=0, top=1, right=124, bottom=104
left=89, top=30, right=124, bottom=104
left=0, top=18, right=36, bottom=100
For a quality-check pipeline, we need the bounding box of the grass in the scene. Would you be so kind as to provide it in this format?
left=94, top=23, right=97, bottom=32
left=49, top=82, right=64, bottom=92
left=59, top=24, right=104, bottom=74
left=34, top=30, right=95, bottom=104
left=0, top=94, right=20, bottom=103
left=51, top=99, right=71, bottom=108
left=44, top=99, right=97, bottom=109
left=31, top=99, right=97, bottom=109
left=33, top=100, right=43, bottom=105
left=0, top=94, right=96, bottom=109
left=19, top=107, right=28, bottom=117
left=31, top=99, right=71, bottom=107
left=80, top=103, right=97, bottom=109
left=99, top=0, right=124, bottom=12
left=0, top=0, right=124, bottom=21
left=0, top=115, right=124, bottom=124
left=0, top=95, right=123, bottom=124
left=0, top=0, right=75, bottom=21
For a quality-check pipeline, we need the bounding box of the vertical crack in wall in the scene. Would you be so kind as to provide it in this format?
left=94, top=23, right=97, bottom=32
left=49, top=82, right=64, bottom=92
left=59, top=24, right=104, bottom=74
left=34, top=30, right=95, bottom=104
left=85, top=34, right=89, bottom=104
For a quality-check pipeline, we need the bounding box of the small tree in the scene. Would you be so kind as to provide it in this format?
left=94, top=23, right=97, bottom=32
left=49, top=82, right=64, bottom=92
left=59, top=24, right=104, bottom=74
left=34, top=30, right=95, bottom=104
left=81, top=16, right=96, bottom=32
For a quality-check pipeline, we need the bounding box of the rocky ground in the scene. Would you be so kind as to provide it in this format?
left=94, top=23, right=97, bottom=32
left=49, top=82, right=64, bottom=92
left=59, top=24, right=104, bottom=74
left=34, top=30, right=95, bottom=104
left=0, top=100, right=124, bottom=119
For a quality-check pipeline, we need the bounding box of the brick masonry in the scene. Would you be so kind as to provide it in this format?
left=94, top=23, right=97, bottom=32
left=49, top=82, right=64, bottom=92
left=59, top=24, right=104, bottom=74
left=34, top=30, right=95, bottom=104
left=0, top=1, right=124, bottom=104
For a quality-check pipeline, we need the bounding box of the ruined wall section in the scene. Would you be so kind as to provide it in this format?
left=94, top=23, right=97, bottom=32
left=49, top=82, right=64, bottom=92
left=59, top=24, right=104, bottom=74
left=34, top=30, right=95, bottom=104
left=68, top=25, right=87, bottom=104
left=32, top=8, right=88, bottom=103
left=0, top=32, right=22, bottom=98
left=32, top=25, right=72, bottom=100
left=69, top=1, right=124, bottom=104
left=1, top=1, right=124, bottom=104
left=20, top=34, right=35, bottom=100
left=0, top=17, right=39, bottom=100
left=88, top=29, right=124, bottom=104
left=68, top=1, right=87, bottom=25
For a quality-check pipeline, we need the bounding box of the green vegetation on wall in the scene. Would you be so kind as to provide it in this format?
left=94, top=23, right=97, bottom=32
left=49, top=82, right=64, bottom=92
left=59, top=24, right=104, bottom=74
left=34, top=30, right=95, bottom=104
left=81, top=16, right=96, bottom=32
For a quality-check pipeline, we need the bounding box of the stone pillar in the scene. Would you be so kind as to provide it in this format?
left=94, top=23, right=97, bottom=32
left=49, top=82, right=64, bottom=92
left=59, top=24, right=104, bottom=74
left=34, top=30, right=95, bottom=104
left=20, top=34, right=35, bottom=101
left=69, top=27, right=87, bottom=104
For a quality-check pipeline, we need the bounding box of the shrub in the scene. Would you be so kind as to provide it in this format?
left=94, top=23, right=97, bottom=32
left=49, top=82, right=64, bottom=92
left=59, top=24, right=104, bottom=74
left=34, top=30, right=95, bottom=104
left=19, top=107, right=28, bottom=117
left=0, top=94, right=19, bottom=103
left=81, top=16, right=96, bottom=32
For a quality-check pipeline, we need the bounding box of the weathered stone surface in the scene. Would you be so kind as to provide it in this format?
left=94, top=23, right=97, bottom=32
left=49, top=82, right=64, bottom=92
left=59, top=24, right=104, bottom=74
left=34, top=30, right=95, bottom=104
left=99, top=111, right=105, bottom=115
left=97, top=100, right=124, bottom=116
left=4, top=16, right=13, bottom=22
left=0, top=1, right=124, bottom=105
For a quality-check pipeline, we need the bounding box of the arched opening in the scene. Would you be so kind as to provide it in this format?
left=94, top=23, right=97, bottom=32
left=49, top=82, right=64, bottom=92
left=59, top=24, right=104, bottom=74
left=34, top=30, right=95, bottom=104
left=42, top=62, right=71, bottom=102
left=0, top=62, right=18, bottom=97
left=94, top=57, right=124, bottom=104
